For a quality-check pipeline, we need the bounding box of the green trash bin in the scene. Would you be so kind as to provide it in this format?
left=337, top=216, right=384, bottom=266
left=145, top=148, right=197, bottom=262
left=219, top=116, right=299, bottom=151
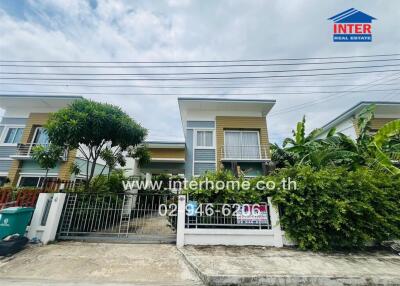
left=0, top=207, right=34, bottom=240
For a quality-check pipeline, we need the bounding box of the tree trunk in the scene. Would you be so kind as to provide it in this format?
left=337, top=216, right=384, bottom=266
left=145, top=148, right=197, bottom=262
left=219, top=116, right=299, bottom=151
left=85, top=158, right=90, bottom=190
left=42, top=168, right=49, bottom=191
left=107, top=166, right=111, bottom=180
left=88, top=156, right=99, bottom=190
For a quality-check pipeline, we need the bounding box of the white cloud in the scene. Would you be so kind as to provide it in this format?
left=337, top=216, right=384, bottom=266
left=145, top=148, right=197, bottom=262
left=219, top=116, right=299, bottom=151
left=0, top=0, right=399, bottom=142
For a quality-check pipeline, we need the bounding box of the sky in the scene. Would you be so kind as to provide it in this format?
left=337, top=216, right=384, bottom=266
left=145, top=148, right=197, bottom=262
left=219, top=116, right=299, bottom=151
left=0, top=0, right=399, bottom=143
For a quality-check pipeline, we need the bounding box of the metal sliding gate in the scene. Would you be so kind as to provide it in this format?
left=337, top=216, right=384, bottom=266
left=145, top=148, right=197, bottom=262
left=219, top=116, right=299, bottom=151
left=57, top=192, right=178, bottom=243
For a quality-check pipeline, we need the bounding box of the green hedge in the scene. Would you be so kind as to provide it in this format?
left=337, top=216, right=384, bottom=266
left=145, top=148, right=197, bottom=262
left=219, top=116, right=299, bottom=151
left=185, top=167, right=400, bottom=251
left=270, top=166, right=400, bottom=250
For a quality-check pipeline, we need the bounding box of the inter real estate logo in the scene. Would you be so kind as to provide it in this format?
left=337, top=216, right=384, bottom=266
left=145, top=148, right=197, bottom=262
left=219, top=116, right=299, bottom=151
left=328, top=8, right=376, bottom=42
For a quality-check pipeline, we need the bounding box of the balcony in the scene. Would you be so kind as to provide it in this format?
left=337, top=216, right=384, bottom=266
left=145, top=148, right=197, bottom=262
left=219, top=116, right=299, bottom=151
left=10, top=143, right=68, bottom=161
left=221, top=145, right=269, bottom=161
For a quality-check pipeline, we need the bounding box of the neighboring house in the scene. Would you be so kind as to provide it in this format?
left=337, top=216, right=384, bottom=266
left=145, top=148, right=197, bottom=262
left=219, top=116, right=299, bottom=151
left=136, top=98, right=276, bottom=179
left=0, top=95, right=106, bottom=187
left=317, top=101, right=400, bottom=139
left=123, top=141, right=186, bottom=178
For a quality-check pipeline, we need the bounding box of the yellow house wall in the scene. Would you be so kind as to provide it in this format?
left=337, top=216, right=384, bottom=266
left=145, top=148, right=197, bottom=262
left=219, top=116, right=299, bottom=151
left=7, top=113, right=76, bottom=185
left=215, top=116, right=270, bottom=170
left=149, top=148, right=185, bottom=160
left=353, top=117, right=398, bottom=137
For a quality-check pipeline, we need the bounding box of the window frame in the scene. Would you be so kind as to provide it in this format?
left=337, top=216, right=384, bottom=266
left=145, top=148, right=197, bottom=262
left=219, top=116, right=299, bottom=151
left=32, top=126, right=50, bottom=145
left=17, top=174, right=58, bottom=188
left=0, top=125, right=25, bottom=146
left=194, top=129, right=215, bottom=149
left=223, top=130, right=261, bottom=159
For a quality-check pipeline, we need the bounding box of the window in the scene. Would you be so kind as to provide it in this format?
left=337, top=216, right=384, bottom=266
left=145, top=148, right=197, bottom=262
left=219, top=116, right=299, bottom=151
left=3, top=128, right=23, bottom=144
left=18, top=176, right=47, bottom=188
left=196, top=131, right=213, bottom=147
left=0, top=176, right=9, bottom=187
left=224, top=131, right=260, bottom=159
left=33, top=127, right=49, bottom=145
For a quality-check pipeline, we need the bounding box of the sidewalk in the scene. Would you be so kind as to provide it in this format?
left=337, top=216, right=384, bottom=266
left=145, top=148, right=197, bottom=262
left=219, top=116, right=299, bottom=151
left=1, top=242, right=400, bottom=286
left=0, top=242, right=202, bottom=286
left=179, top=245, right=400, bottom=286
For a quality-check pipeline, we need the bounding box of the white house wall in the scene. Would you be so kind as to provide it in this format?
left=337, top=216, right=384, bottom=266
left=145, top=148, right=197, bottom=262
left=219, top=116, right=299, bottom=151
left=318, top=118, right=357, bottom=140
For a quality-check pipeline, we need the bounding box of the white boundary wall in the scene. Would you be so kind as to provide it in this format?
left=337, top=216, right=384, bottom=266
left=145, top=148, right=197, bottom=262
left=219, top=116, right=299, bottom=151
left=27, top=193, right=66, bottom=244
left=176, top=195, right=285, bottom=247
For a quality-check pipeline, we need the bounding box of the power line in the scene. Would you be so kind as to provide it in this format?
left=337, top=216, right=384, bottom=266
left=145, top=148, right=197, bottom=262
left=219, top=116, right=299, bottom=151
left=2, top=63, right=400, bottom=76
left=1, top=58, right=400, bottom=68
left=1, top=88, right=400, bottom=97
left=269, top=73, right=400, bottom=116
left=0, top=74, right=387, bottom=85
left=1, top=81, right=398, bottom=89
left=2, top=69, right=400, bottom=81
left=1, top=53, right=399, bottom=63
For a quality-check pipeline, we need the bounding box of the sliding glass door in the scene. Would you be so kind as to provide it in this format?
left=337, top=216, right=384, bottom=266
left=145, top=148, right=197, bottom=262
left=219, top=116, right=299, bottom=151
left=224, top=131, right=260, bottom=159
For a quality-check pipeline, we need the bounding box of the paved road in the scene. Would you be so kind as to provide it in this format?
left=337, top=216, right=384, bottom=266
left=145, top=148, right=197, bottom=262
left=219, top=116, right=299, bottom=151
left=0, top=242, right=202, bottom=286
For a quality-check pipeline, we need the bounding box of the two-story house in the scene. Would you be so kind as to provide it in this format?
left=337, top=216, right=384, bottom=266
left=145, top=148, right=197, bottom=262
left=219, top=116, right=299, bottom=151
left=138, top=98, right=276, bottom=179
left=0, top=95, right=106, bottom=187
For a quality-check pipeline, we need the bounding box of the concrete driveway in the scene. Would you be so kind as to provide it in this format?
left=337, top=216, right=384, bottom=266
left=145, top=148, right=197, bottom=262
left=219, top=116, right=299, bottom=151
left=0, top=242, right=202, bottom=286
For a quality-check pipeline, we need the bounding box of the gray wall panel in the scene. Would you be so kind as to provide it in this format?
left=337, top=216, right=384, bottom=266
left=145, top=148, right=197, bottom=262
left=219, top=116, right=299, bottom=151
left=0, top=117, right=27, bottom=125
left=185, top=129, right=193, bottom=179
left=187, top=121, right=215, bottom=128
left=0, top=160, right=12, bottom=172
left=194, top=149, right=215, bottom=161
left=20, top=161, right=60, bottom=174
left=0, top=146, right=17, bottom=158
left=194, top=162, right=215, bottom=176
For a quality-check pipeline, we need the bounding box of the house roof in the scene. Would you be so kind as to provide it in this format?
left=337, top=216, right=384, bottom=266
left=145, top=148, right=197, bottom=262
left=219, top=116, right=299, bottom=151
left=145, top=140, right=185, bottom=149
left=178, top=97, right=275, bottom=116
left=328, top=8, right=376, bottom=23
left=0, top=95, right=83, bottom=110
left=178, top=97, right=276, bottom=138
left=320, top=101, right=400, bottom=133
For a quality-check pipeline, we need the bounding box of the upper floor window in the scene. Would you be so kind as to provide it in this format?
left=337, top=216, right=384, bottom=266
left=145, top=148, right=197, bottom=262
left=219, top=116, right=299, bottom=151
left=196, top=130, right=213, bottom=147
left=3, top=127, right=24, bottom=144
left=224, top=130, right=260, bottom=159
left=33, top=127, right=49, bottom=145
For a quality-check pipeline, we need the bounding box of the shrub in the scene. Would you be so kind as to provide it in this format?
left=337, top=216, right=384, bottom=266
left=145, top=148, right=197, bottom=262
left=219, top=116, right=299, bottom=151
left=89, top=170, right=126, bottom=193
left=185, top=169, right=266, bottom=203
left=270, top=166, right=400, bottom=251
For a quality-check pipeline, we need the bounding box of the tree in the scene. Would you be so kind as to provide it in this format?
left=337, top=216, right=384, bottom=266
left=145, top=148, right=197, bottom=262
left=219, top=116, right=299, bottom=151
left=45, top=99, right=147, bottom=189
left=272, top=105, right=400, bottom=174
left=31, top=144, right=64, bottom=189
left=128, top=145, right=151, bottom=167
left=100, top=147, right=126, bottom=180
left=282, top=116, right=323, bottom=163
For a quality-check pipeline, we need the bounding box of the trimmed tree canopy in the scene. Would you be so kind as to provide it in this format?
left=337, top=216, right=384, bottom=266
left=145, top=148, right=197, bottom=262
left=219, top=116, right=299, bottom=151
left=46, top=99, right=147, bottom=150
left=45, top=99, right=147, bottom=187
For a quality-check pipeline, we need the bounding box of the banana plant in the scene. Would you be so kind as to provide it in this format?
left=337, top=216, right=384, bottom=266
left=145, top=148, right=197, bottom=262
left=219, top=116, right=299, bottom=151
left=282, top=116, right=323, bottom=161
left=369, top=119, right=400, bottom=175
left=273, top=105, right=400, bottom=173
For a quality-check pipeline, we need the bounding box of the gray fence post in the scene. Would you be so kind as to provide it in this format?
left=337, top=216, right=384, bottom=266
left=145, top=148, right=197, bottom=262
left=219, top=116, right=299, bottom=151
left=176, top=195, right=186, bottom=248
left=268, top=197, right=283, bottom=247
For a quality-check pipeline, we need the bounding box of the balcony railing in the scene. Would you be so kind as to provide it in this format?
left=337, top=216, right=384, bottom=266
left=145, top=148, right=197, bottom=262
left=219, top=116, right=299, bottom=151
left=221, top=145, right=269, bottom=160
left=13, top=143, right=68, bottom=161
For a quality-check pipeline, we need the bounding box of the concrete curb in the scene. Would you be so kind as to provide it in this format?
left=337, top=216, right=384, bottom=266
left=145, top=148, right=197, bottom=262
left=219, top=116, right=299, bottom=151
left=203, top=275, right=400, bottom=286
left=177, top=247, right=209, bottom=285
left=178, top=248, right=400, bottom=286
